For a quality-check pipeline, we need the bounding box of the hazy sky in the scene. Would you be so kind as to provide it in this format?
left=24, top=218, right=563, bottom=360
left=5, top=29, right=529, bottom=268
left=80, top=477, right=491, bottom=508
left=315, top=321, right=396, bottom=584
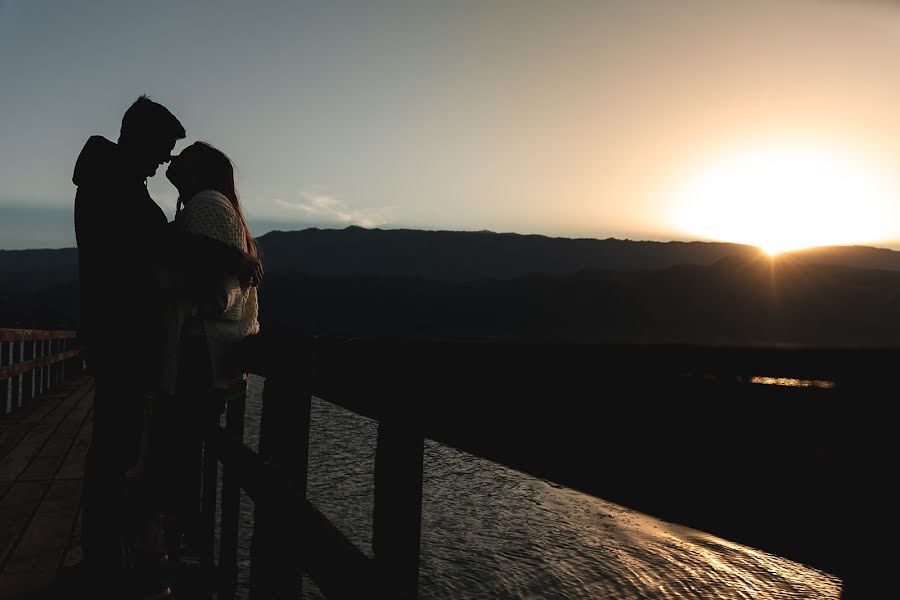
left=3, top=0, right=900, bottom=251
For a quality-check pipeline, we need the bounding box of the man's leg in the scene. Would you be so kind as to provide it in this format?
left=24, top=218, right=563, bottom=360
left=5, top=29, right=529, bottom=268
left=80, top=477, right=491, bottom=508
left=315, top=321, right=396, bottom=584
left=142, top=388, right=200, bottom=562
left=82, top=357, right=179, bottom=600
left=81, top=363, right=144, bottom=576
left=165, top=335, right=212, bottom=560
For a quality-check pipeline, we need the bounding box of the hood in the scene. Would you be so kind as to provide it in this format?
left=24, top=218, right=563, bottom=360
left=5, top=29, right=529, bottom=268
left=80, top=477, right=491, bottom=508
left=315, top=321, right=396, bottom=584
left=72, top=135, right=120, bottom=187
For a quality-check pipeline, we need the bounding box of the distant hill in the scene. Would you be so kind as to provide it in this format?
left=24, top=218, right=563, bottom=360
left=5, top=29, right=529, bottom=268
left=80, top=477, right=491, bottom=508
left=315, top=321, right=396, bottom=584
left=257, top=255, right=900, bottom=347
left=4, top=227, right=900, bottom=346
left=4, top=227, right=900, bottom=289
left=255, top=227, right=900, bottom=279
left=253, top=227, right=769, bottom=280
left=781, top=244, right=900, bottom=272
left=0, top=248, right=79, bottom=293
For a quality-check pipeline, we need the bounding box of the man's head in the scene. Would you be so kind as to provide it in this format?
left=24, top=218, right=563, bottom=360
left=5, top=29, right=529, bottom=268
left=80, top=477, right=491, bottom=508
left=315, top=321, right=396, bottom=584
left=118, top=95, right=186, bottom=179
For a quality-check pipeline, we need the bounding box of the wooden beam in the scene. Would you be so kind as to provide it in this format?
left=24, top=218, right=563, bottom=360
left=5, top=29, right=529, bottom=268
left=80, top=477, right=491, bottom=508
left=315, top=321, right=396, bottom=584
left=249, top=372, right=311, bottom=600
left=0, top=350, right=81, bottom=383
left=373, top=420, right=424, bottom=599
left=0, top=330, right=77, bottom=343
left=208, top=424, right=375, bottom=600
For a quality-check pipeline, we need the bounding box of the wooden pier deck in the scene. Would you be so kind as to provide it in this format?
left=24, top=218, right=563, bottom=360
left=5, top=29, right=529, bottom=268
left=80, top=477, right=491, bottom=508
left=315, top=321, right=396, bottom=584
left=0, top=376, right=93, bottom=600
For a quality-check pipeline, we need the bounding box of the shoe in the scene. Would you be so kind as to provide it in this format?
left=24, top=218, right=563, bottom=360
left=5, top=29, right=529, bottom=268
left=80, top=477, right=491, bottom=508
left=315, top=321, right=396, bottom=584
left=162, top=520, right=205, bottom=568
left=128, top=573, right=172, bottom=600
left=116, top=533, right=173, bottom=600
left=126, top=553, right=173, bottom=600
left=132, top=548, right=172, bottom=599
left=132, top=514, right=169, bottom=566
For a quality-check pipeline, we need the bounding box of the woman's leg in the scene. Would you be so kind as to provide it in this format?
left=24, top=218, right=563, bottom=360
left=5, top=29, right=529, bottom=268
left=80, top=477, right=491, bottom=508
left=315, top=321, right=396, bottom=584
left=165, top=333, right=214, bottom=558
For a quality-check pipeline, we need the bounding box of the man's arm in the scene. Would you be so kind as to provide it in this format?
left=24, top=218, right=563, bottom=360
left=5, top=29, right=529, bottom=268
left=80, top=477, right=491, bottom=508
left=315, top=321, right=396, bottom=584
left=161, top=224, right=262, bottom=289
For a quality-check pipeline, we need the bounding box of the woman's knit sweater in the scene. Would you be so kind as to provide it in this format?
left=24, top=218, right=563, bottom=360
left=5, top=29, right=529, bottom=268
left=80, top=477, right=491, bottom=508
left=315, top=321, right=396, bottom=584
left=178, top=189, right=259, bottom=342
left=159, top=189, right=260, bottom=394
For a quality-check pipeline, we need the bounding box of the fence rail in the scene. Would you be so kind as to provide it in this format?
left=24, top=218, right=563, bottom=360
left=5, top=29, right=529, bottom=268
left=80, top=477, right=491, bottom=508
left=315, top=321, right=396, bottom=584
left=0, top=328, right=82, bottom=415
left=199, top=333, right=895, bottom=599
left=0, top=329, right=78, bottom=342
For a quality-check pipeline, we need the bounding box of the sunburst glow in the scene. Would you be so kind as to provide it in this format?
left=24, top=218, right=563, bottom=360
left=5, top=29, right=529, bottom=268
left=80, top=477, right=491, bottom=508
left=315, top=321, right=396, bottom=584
left=670, top=143, right=897, bottom=255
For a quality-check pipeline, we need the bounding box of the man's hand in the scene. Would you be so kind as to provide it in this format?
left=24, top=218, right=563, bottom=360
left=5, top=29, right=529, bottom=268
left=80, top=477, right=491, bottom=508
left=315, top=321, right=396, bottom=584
left=239, top=254, right=264, bottom=289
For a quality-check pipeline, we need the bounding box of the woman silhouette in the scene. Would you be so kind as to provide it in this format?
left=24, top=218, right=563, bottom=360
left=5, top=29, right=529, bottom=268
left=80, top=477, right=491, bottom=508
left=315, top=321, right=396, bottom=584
left=154, top=141, right=262, bottom=560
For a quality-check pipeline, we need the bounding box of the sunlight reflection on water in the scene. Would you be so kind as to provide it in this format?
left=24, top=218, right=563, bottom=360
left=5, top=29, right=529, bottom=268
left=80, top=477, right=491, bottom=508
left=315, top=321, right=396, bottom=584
left=750, top=376, right=836, bottom=389
left=224, top=375, right=841, bottom=600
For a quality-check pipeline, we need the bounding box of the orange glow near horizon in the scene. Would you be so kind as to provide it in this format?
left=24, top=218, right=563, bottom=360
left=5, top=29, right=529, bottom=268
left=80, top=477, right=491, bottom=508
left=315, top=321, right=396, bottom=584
left=669, top=142, right=898, bottom=255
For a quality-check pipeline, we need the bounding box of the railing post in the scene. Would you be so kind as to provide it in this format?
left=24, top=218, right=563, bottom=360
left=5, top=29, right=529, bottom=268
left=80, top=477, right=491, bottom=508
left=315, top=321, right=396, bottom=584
left=0, top=331, right=81, bottom=416
left=50, top=338, right=58, bottom=387
left=43, top=339, right=51, bottom=392
left=199, top=390, right=247, bottom=585
left=200, top=417, right=218, bottom=576
left=57, top=338, right=64, bottom=384
left=217, top=389, right=247, bottom=600
left=373, top=414, right=425, bottom=599
left=249, top=341, right=313, bottom=600
left=38, top=339, right=45, bottom=393
left=47, top=338, right=54, bottom=388
left=1, top=341, right=8, bottom=415
left=34, top=339, right=43, bottom=397
left=21, top=339, right=34, bottom=405
left=58, top=338, right=66, bottom=382
left=10, top=341, right=22, bottom=411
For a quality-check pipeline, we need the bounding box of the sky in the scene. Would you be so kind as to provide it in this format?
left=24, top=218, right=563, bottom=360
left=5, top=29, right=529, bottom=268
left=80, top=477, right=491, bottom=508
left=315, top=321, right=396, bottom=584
left=2, top=0, right=900, bottom=252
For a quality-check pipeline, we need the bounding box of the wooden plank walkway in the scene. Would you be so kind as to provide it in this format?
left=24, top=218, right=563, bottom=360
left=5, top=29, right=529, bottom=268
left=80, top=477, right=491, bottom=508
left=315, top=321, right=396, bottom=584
left=0, top=376, right=93, bottom=600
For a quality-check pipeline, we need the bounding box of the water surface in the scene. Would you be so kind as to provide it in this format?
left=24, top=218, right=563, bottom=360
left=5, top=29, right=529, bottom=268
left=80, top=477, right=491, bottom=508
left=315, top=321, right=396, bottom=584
left=222, top=375, right=841, bottom=599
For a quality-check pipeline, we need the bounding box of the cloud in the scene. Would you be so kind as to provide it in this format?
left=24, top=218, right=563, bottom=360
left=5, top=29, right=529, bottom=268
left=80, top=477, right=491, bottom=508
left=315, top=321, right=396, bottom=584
left=273, top=190, right=391, bottom=229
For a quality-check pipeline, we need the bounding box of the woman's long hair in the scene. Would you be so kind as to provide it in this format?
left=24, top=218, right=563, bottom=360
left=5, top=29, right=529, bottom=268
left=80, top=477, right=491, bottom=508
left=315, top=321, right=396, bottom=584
left=186, top=141, right=260, bottom=262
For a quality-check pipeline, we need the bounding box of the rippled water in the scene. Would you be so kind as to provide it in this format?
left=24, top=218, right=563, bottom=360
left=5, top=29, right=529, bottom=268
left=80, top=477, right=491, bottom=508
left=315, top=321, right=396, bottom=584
left=221, top=375, right=841, bottom=599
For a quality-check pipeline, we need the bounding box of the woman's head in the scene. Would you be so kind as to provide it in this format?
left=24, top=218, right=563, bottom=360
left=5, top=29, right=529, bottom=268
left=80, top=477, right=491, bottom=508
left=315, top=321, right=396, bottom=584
left=166, top=141, right=234, bottom=200
left=167, top=141, right=260, bottom=260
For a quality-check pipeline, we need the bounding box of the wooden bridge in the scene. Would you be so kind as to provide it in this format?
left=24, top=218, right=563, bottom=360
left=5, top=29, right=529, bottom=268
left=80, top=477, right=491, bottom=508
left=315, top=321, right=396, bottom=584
left=1, top=327, right=895, bottom=599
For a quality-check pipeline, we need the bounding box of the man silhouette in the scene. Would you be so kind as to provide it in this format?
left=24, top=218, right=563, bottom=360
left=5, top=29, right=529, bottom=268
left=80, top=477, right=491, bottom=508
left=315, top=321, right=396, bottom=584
left=72, top=95, right=259, bottom=598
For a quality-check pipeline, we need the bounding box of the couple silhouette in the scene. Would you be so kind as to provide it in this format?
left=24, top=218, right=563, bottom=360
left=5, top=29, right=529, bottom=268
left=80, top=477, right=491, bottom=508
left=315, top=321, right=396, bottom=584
left=72, top=95, right=262, bottom=599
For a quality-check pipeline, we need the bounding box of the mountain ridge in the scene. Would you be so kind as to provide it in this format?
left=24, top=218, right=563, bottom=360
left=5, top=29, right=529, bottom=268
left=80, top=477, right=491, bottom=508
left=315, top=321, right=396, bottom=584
left=6, top=226, right=900, bottom=289
left=4, top=227, right=900, bottom=346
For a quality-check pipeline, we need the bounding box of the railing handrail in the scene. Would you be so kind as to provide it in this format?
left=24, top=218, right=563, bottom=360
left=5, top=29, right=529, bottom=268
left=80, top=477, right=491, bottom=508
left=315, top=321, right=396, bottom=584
left=0, top=329, right=80, bottom=383
left=241, top=334, right=900, bottom=384
left=0, top=349, right=82, bottom=382
left=1, top=329, right=82, bottom=416
left=0, top=328, right=78, bottom=342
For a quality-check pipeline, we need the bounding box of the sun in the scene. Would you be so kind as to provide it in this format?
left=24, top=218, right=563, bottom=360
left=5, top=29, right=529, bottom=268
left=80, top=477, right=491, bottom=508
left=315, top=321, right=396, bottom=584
left=669, top=142, right=897, bottom=255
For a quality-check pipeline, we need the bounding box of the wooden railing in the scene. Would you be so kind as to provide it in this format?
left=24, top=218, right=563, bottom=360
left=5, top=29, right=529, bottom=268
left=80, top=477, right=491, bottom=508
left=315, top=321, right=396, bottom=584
left=0, top=329, right=83, bottom=416
left=200, top=333, right=896, bottom=600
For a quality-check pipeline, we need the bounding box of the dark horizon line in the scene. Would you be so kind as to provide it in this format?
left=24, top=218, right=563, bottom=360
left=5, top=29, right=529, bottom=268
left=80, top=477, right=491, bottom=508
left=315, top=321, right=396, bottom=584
left=4, top=222, right=900, bottom=253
